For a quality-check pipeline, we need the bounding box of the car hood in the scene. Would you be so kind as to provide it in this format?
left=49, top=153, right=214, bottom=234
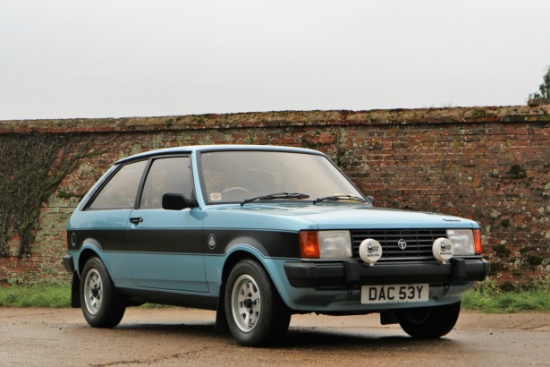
left=203, top=203, right=478, bottom=231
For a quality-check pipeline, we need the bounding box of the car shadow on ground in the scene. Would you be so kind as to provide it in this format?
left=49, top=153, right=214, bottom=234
left=96, top=321, right=459, bottom=350
left=285, top=328, right=457, bottom=349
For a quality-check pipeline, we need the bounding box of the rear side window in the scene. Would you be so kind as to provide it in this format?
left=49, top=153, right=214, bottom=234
left=88, top=160, right=147, bottom=210
left=139, top=156, right=193, bottom=209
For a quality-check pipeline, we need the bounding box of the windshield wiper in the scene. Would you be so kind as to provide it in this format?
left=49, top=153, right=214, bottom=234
left=313, top=194, right=367, bottom=205
left=241, top=192, right=310, bottom=206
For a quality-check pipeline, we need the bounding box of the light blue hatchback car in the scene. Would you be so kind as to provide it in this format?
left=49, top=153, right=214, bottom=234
left=63, top=145, right=489, bottom=346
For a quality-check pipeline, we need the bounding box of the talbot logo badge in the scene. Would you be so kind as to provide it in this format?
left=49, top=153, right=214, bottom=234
left=397, top=239, right=407, bottom=250
left=207, top=234, right=217, bottom=250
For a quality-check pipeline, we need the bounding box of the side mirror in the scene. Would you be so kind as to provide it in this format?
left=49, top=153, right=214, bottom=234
left=162, top=193, right=194, bottom=210
left=366, top=196, right=375, bottom=206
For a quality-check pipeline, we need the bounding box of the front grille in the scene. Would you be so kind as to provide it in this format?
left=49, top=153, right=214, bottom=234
left=351, top=229, right=447, bottom=261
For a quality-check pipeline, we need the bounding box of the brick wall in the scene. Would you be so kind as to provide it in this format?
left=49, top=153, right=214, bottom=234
left=1, top=105, right=549, bottom=287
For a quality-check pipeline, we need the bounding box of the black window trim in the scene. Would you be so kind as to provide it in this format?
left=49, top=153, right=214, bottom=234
left=84, top=153, right=194, bottom=211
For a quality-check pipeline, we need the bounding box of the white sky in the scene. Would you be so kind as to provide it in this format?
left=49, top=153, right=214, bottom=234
left=1, top=0, right=549, bottom=121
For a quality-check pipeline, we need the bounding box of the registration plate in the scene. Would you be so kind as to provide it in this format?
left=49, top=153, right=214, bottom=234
left=361, top=284, right=429, bottom=304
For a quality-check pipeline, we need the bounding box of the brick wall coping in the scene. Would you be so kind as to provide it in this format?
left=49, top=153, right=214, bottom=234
left=1, top=105, right=549, bottom=134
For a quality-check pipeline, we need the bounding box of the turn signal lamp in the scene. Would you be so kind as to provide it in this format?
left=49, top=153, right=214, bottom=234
left=299, top=231, right=352, bottom=259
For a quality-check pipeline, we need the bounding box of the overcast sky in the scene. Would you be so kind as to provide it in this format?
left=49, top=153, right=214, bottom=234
left=1, top=0, right=549, bottom=121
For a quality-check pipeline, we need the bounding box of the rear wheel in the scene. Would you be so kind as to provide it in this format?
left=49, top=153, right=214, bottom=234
left=225, top=259, right=291, bottom=346
left=396, top=301, right=461, bottom=339
left=80, top=257, right=126, bottom=328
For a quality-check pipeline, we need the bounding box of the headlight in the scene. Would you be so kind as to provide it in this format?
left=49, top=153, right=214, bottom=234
left=446, top=229, right=482, bottom=255
left=299, top=230, right=352, bottom=259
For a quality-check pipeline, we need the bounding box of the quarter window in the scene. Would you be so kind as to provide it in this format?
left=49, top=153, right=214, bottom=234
left=88, top=160, right=147, bottom=210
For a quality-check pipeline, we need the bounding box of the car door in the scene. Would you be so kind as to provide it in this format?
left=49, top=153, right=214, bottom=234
left=126, top=155, right=207, bottom=292
left=78, top=160, right=148, bottom=287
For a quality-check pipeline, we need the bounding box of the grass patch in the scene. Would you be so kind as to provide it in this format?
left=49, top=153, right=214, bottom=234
left=462, top=289, right=550, bottom=312
left=0, top=284, right=71, bottom=308
left=462, top=276, right=550, bottom=313
left=0, top=284, right=172, bottom=309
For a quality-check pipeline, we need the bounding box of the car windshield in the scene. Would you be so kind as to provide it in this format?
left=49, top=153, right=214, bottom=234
left=199, top=150, right=365, bottom=204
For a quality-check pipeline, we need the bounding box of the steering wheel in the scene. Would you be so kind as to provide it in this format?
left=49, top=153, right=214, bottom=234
left=222, top=187, right=250, bottom=194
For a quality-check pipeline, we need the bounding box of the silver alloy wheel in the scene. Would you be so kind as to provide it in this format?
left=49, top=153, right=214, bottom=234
left=83, top=268, right=103, bottom=316
left=231, top=274, right=261, bottom=332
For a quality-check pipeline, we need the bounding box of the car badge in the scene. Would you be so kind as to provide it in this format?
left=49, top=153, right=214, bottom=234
left=397, top=239, right=407, bottom=250
left=207, top=234, right=216, bottom=250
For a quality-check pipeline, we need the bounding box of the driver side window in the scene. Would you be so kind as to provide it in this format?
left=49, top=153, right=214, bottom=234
left=140, top=156, right=193, bottom=209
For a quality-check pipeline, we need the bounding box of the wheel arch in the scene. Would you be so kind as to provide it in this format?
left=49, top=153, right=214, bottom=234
left=75, top=238, right=106, bottom=277
left=220, top=246, right=287, bottom=295
left=77, top=248, right=102, bottom=275
left=221, top=249, right=259, bottom=284
left=220, top=242, right=297, bottom=306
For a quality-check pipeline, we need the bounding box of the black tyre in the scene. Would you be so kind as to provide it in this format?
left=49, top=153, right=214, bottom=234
left=80, top=257, right=126, bottom=328
left=396, top=301, right=461, bottom=339
left=224, top=259, right=291, bottom=346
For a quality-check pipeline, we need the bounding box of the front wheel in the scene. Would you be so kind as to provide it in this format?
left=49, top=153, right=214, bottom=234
left=224, top=259, right=291, bottom=346
left=80, top=257, right=126, bottom=328
left=396, top=301, right=461, bottom=339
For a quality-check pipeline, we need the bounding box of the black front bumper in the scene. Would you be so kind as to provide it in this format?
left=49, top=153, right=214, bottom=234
left=284, top=258, right=490, bottom=288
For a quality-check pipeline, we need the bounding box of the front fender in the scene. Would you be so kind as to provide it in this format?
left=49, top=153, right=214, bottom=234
left=206, top=243, right=296, bottom=309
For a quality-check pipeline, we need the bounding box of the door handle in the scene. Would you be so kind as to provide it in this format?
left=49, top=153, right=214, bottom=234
left=130, top=217, right=143, bottom=224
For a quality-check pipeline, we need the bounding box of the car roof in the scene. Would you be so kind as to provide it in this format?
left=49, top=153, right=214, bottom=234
left=115, top=145, right=325, bottom=164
